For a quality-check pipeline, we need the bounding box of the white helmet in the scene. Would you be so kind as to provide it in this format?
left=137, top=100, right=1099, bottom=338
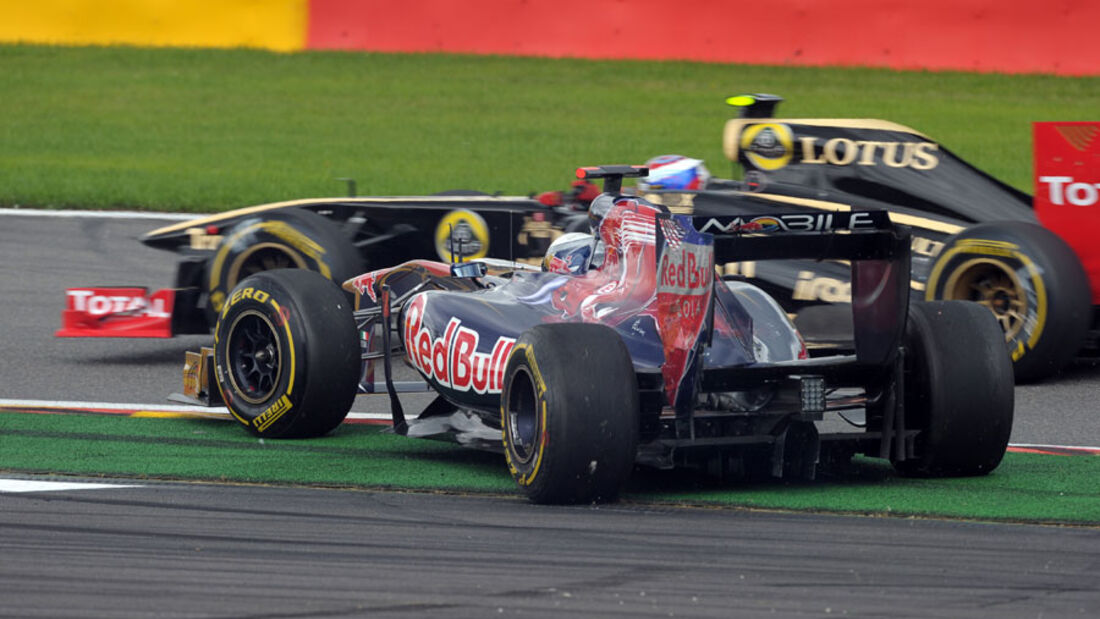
left=637, top=154, right=710, bottom=191
left=542, top=232, right=598, bottom=275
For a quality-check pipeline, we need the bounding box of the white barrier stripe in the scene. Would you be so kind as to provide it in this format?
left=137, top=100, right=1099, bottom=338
left=1008, top=443, right=1100, bottom=453
left=0, top=398, right=226, bottom=413
left=0, top=480, right=142, bottom=493
left=0, top=208, right=197, bottom=221
left=0, top=398, right=389, bottom=421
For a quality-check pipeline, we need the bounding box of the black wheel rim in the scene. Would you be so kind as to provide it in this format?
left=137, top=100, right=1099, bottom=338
left=505, top=367, right=539, bottom=464
left=226, top=310, right=282, bottom=404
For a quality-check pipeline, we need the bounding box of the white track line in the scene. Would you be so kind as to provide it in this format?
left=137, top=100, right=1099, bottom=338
left=0, top=207, right=196, bottom=221
left=0, top=479, right=142, bottom=493
left=0, top=398, right=226, bottom=413
left=0, top=398, right=389, bottom=422
left=1007, top=443, right=1100, bottom=453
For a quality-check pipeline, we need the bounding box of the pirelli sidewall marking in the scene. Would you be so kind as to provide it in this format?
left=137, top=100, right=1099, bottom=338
left=215, top=285, right=298, bottom=429
left=502, top=342, right=548, bottom=487
left=926, top=239, right=1047, bottom=360
left=254, top=394, right=293, bottom=433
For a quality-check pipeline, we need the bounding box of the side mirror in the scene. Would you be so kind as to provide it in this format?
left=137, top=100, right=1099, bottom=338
left=450, top=261, right=488, bottom=279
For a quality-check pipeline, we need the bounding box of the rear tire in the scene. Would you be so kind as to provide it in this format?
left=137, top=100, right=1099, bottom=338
left=213, top=270, right=359, bottom=438
left=501, top=324, right=639, bottom=504
left=925, top=221, right=1090, bottom=382
left=894, top=301, right=1014, bottom=477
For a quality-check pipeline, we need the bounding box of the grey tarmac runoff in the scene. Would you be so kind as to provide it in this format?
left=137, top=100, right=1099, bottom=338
left=0, top=210, right=1098, bottom=617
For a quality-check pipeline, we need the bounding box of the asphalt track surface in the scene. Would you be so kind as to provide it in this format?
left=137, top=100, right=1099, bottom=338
left=2, top=211, right=1099, bottom=617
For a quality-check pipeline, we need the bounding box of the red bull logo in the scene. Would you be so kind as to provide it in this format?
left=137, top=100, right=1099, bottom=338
left=658, top=243, right=713, bottom=295
left=403, top=295, right=515, bottom=394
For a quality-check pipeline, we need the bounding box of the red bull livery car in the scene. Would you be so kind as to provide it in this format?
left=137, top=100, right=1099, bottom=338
left=179, top=166, right=1014, bottom=504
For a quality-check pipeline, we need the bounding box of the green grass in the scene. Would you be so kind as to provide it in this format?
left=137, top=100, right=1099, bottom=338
left=2, top=44, right=1098, bottom=211
left=0, top=412, right=514, bottom=492
left=2, top=411, right=1097, bottom=524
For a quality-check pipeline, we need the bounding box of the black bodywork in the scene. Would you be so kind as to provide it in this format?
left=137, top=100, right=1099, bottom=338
left=142, top=95, right=1068, bottom=351
left=641, top=103, right=1036, bottom=317
left=142, top=196, right=590, bottom=333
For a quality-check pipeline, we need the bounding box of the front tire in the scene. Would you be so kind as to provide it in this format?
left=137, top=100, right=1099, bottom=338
left=894, top=301, right=1014, bottom=477
left=501, top=324, right=639, bottom=504
left=214, top=270, right=359, bottom=438
left=205, top=208, right=361, bottom=325
left=925, top=221, right=1090, bottom=382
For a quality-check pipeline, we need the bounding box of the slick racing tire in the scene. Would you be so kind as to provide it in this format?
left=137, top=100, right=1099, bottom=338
left=205, top=208, right=361, bottom=325
left=924, top=221, right=1090, bottom=382
left=893, top=301, right=1014, bottom=477
left=501, top=323, right=639, bottom=504
left=213, top=269, right=359, bottom=438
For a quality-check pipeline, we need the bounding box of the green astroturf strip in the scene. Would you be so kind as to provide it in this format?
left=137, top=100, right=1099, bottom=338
left=634, top=456, right=1100, bottom=523
left=0, top=412, right=513, bottom=492
left=1, top=411, right=1097, bottom=523
left=1, top=44, right=1098, bottom=211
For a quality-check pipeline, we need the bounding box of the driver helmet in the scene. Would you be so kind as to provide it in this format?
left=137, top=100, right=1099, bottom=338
left=542, top=232, right=598, bottom=275
left=637, top=155, right=710, bottom=191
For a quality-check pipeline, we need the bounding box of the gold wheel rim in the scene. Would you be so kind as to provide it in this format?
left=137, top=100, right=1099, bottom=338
left=228, top=242, right=307, bottom=290
left=942, top=258, right=1027, bottom=340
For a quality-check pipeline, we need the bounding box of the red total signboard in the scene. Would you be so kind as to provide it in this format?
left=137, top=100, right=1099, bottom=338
left=1034, top=122, right=1100, bottom=303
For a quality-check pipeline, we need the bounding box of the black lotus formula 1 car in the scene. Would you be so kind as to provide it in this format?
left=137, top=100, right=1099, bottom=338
left=642, top=94, right=1095, bottom=383
left=58, top=192, right=592, bottom=338
left=59, top=95, right=1095, bottom=381
left=180, top=166, right=1014, bottom=504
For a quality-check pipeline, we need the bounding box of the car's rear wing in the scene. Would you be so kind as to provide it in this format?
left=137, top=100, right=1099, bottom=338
left=578, top=163, right=909, bottom=402
left=694, top=209, right=911, bottom=369
left=649, top=207, right=912, bottom=463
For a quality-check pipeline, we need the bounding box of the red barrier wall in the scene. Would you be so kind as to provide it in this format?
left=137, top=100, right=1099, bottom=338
left=307, top=0, right=1099, bottom=76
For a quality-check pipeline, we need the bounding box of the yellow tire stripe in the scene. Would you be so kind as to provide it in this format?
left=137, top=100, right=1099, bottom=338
left=518, top=344, right=548, bottom=486
left=925, top=240, right=1047, bottom=352
left=271, top=300, right=296, bottom=397
left=503, top=342, right=549, bottom=487
left=217, top=296, right=296, bottom=428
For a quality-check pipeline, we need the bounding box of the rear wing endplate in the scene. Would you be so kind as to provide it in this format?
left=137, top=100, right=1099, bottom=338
left=697, top=210, right=911, bottom=368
